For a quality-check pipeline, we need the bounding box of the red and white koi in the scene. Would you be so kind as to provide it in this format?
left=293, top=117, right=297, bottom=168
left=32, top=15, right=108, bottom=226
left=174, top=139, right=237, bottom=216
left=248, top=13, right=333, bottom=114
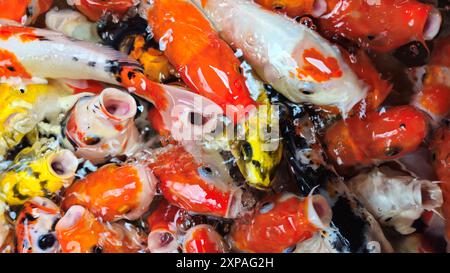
left=192, top=0, right=367, bottom=114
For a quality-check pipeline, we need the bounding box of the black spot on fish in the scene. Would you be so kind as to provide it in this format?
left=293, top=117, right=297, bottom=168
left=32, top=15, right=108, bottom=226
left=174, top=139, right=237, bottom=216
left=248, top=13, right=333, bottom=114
left=127, top=71, right=136, bottom=80
left=302, top=90, right=313, bottom=95
left=6, top=66, right=15, bottom=72
left=252, top=160, right=261, bottom=169
left=19, top=88, right=25, bottom=94
left=72, top=57, right=79, bottom=62
left=88, top=61, right=97, bottom=67
left=13, top=184, right=30, bottom=201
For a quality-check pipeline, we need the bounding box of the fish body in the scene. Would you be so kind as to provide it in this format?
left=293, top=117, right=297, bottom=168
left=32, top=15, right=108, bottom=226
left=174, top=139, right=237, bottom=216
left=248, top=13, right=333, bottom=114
left=0, top=83, right=62, bottom=159
left=411, top=37, right=450, bottom=124
left=62, top=163, right=157, bottom=221
left=15, top=197, right=61, bottom=253
left=147, top=145, right=244, bottom=218
left=56, top=205, right=145, bottom=253
left=324, top=106, right=428, bottom=166
left=182, top=224, right=228, bottom=253
left=69, top=0, right=138, bottom=22
left=229, top=192, right=332, bottom=253
left=0, top=0, right=53, bottom=25
left=146, top=200, right=183, bottom=253
left=192, top=0, right=367, bottom=114
left=348, top=167, right=443, bottom=235
left=255, top=0, right=327, bottom=17
left=318, top=0, right=442, bottom=52
left=146, top=0, right=256, bottom=121
left=429, top=123, right=450, bottom=251
left=45, top=8, right=101, bottom=43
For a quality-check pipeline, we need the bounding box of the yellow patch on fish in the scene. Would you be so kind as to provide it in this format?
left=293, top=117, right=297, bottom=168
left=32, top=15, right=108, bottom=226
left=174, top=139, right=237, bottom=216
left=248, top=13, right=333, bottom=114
left=0, top=84, right=56, bottom=158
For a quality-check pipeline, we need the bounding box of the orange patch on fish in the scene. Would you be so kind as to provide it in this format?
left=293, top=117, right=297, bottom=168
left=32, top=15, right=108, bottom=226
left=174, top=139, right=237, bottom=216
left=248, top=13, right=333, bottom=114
left=0, top=48, right=31, bottom=78
left=297, top=48, right=342, bottom=82
left=0, top=25, right=40, bottom=42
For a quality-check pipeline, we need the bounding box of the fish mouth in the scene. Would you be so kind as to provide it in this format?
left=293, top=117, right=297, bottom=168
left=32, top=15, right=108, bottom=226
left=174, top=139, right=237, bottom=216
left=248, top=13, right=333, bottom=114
left=423, top=8, right=442, bottom=41
left=48, top=150, right=79, bottom=180
left=311, top=0, right=327, bottom=17
left=307, top=194, right=332, bottom=230
left=413, top=180, right=443, bottom=210
left=56, top=205, right=85, bottom=231
left=147, top=229, right=179, bottom=253
left=99, top=88, right=137, bottom=122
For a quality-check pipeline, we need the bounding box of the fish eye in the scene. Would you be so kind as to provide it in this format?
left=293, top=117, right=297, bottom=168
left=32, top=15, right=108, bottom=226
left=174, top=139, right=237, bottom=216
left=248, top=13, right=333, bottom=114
left=273, top=4, right=285, bottom=10
left=240, top=141, right=253, bottom=162
left=159, top=232, right=175, bottom=247
left=198, top=165, right=215, bottom=177
left=82, top=135, right=102, bottom=146
left=38, top=233, right=57, bottom=250
left=259, top=202, right=274, bottom=214
left=51, top=161, right=66, bottom=176
left=91, top=245, right=103, bottom=253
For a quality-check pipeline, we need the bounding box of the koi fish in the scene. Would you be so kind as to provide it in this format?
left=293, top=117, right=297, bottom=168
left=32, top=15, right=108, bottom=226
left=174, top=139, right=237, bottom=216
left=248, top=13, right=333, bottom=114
left=192, top=0, right=367, bottom=115
left=146, top=199, right=183, bottom=253
left=45, top=8, right=101, bottom=43
left=62, top=163, right=157, bottom=221
left=411, top=36, right=450, bottom=125
left=229, top=192, right=332, bottom=253
left=280, top=103, right=394, bottom=252
left=182, top=224, right=229, bottom=253
left=323, top=106, right=428, bottom=166
left=145, top=0, right=257, bottom=121
left=15, top=197, right=61, bottom=253
left=63, top=88, right=140, bottom=164
left=255, top=0, right=327, bottom=18
left=146, top=145, right=244, bottom=219
left=318, top=0, right=442, bottom=52
left=0, top=141, right=79, bottom=205
left=348, top=167, right=443, bottom=235
left=68, top=0, right=137, bottom=22
left=0, top=0, right=53, bottom=25
left=55, top=205, right=145, bottom=253
left=429, top=123, right=450, bottom=251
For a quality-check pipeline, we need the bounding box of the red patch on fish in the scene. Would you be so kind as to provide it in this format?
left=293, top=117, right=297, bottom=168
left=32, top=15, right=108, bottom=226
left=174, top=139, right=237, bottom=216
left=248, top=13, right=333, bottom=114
left=0, top=48, right=31, bottom=78
left=296, top=48, right=342, bottom=82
